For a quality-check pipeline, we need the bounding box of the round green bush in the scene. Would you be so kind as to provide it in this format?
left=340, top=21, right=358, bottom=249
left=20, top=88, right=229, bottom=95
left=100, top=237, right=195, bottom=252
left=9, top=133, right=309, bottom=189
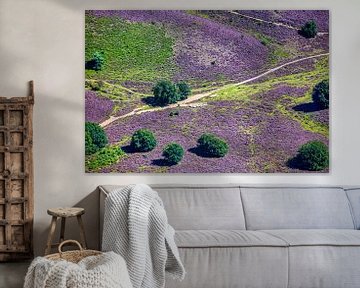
left=176, top=81, right=191, bottom=100
left=290, top=141, right=329, bottom=171
left=131, top=129, right=157, bottom=152
left=197, top=133, right=229, bottom=158
left=300, top=20, right=318, bottom=38
left=162, top=143, right=184, bottom=165
left=86, top=51, right=105, bottom=71
left=312, top=79, right=329, bottom=109
left=85, top=122, right=108, bottom=155
left=152, top=80, right=178, bottom=106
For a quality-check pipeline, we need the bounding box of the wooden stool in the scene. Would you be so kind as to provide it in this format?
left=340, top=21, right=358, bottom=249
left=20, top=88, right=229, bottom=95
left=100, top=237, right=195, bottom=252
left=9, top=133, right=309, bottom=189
left=45, top=207, right=87, bottom=255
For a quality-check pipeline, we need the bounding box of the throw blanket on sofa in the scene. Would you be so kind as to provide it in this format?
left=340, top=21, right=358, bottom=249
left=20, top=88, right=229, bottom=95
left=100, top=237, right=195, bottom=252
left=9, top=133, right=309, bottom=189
left=24, top=252, right=132, bottom=288
left=102, top=184, right=185, bottom=288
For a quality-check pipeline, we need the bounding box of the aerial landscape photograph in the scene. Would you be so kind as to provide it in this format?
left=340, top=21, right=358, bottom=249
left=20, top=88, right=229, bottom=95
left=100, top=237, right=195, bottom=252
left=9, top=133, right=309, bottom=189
left=85, top=10, right=330, bottom=173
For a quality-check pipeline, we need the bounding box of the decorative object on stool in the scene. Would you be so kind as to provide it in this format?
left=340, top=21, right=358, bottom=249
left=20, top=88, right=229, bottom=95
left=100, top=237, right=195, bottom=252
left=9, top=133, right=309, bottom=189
left=24, top=240, right=133, bottom=288
left=45, top=207, right=87, bottom=255
left=0, top=81, right=34, bottom=261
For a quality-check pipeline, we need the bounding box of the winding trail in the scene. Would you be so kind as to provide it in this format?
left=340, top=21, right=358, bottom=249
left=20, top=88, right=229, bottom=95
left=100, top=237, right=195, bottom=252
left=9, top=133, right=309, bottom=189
left=100, top=53, right=329, bottom=128
left=228, top=10, right=329, bottom=36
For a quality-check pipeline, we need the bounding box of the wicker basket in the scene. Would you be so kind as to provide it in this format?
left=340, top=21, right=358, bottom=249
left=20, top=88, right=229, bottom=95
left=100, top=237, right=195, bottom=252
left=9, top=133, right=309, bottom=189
left=45, top=240, right=102, bottom=263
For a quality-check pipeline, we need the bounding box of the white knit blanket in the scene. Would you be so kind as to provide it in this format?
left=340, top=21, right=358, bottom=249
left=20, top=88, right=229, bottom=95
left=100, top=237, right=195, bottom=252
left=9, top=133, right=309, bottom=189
left=24, top=251, right=133, bottom=288
left=102, top=184, right=185, bottom=288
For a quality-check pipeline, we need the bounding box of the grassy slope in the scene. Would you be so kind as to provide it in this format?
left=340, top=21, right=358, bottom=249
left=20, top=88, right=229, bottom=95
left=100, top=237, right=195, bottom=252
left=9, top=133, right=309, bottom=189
left=85, top=15, right=178, bottom=121
left=206, top=57, right=329, bottom=136
left=85, top=15, right=176, bottom=82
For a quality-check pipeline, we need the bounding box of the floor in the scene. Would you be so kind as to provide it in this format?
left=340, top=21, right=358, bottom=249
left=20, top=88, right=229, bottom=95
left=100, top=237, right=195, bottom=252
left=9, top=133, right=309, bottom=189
left=0, top=261, right=30, bottom=288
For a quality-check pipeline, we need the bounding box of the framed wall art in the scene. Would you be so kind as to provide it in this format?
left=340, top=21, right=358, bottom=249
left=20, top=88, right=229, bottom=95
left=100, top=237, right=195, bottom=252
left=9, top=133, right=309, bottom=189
left=85, top=10, right=329, bottom=173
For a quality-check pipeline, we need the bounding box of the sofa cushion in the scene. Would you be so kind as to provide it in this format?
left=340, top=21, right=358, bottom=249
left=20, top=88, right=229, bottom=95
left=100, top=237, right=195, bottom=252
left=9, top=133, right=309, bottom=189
left=175, top=230, right=287, bottom=248
left=260, top=230, right=360, bottom=287
left=100, top=185, right=246, bottom=230
left=262, top=229, right=360, bottom=246
left=165, top=247, right=288, bottom=288
left=287, top=246, right=360, bottom=288
left=154, top=186, right=246, bottom=230
left=241, top=187, right=355, bottom=230
left=345, top=188, right=360, bottom=229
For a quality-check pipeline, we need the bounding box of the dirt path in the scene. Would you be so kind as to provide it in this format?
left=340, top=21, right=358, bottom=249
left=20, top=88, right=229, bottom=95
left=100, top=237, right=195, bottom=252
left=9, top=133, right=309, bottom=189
left=228, top=10, right=329, bottom=35
left=100, top=53, right=329, bottom=128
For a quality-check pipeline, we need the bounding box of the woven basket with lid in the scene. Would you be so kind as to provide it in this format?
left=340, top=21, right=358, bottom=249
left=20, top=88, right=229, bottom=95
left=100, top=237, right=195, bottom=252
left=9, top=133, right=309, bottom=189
left=45, top=240, right=102, bottom=263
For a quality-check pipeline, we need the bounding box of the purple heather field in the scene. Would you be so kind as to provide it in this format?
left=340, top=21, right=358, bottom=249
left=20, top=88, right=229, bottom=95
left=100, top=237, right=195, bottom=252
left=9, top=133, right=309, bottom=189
left=85, top=10, right=330, bottom=173
left=92, top=10, right=269, bottom=82
left=85, top=90, right=113, bottom=123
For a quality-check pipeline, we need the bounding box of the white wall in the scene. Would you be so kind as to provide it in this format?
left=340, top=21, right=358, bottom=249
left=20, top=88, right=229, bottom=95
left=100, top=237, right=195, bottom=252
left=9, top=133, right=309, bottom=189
left=0, top=0, right=359, bottom=256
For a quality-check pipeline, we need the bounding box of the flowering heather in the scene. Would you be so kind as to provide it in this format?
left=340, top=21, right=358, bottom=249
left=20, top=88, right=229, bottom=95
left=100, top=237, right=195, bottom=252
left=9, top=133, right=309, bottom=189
left=202, top=10, right=329, bottom=56
left=232, top=10, right=329, bottom=32
left=90, top=10, right=269, bottom=82
left=311, top=109, right=329, bottom=126
left=85, top=90, right=114, bottom=123
left=277, top=10, right=329, bottom=32
left=99, top=82, right=328, bottom=173
left=252, top=57, right=319, bottom=84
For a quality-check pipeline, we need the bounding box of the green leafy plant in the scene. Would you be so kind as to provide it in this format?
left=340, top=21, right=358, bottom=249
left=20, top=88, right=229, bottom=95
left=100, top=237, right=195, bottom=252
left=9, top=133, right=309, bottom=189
left=85, top=122, right=108, bottom=155
left=300, top=20, right=318, bottom=38
left=197, top=133, right=229, bottom=157
left=152, top=80, right=191, bottom=106
left=86, top=145, right=125, bottom=171
left=131, top=129, right=157, bottom=152
left=86, top=51, right=105, bottom=71
left=176, top=81, right=191, bottom=100
left=288, top=141, right=329, bottom=171
left=312, top=79, right=329, bottom=109
left=162, top=143, right=184, bottom=165
left=152, top=80, right=178, bottom=106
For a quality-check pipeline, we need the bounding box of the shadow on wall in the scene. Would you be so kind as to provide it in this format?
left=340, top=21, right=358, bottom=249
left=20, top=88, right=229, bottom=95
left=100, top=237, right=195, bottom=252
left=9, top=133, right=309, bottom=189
left=0, top=0, right=113, bottom=257
left=0, top=0, right=38, bottom=95
left=46, top=0, right=164, bottom=10
left=32, top=92, right=86, bottom=256
left=0, top=47, right=28, bottom=95
left=47, top=0, right=241, bottom=11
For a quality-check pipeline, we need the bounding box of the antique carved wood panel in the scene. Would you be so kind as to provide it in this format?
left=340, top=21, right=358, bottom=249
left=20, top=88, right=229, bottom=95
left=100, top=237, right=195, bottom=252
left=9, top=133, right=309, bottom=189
left=0, top=81, right=34, bottom=261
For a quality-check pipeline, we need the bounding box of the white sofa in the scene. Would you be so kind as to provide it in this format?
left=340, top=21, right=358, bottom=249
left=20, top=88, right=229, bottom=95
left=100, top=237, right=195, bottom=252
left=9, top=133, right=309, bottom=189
left=99, top=185, right=360, bottom=288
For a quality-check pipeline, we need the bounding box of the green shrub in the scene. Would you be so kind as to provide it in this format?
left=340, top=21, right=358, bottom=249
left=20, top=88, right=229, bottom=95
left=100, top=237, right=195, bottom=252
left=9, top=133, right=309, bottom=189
left=289, top=141, right=329, bottom=171
left=197, top=133, right=229, bottom=157
left=312, top=79, right=329, bottom=109
left=152, top=80, right=178, bottom=106
left=87, top=80, right=104, bottom=91
left=300, top=20, right=318, bottom=38
left=176, top=82, right=191, bottom=100
left=86, top=51, right=105, bottom=71
left=131, top=129, right=157, bottom=152
left=85, top=122, right=108, bottom=155
left=85, top=132, right=97, bottom=155
left=162, top=143, right=184, bottom=165
left=86, top=145, right=125, bottom=171
left=152, top=80, right=191, bottom=106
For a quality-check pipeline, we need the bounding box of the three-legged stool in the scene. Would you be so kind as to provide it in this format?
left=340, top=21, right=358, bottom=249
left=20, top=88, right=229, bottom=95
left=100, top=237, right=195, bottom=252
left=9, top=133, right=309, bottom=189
left=45, top=207, right=87, bottom=255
